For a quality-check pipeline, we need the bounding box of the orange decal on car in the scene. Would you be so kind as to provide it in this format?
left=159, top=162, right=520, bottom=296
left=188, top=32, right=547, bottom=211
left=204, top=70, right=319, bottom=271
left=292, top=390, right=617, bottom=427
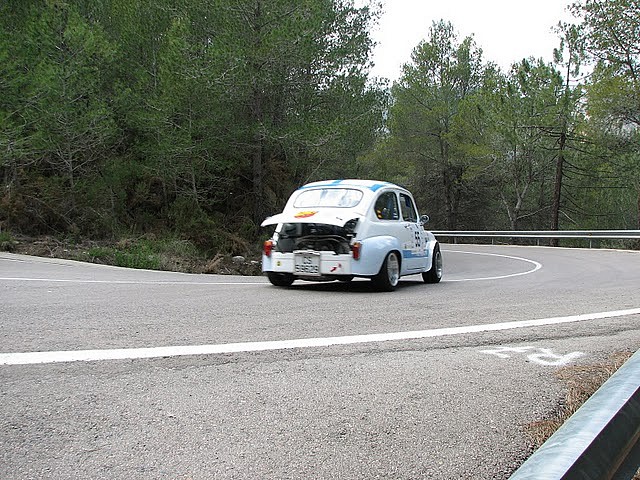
left=294, top=210, right=318, bottom=218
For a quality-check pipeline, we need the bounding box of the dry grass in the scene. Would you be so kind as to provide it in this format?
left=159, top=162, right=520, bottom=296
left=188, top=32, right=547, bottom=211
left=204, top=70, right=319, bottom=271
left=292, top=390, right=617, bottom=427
left=524, top=351, right=638, bottom=478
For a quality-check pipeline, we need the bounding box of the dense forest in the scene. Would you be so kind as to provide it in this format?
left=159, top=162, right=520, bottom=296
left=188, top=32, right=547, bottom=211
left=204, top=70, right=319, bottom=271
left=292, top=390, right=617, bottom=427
left=1, top=0, right=639, bottom=257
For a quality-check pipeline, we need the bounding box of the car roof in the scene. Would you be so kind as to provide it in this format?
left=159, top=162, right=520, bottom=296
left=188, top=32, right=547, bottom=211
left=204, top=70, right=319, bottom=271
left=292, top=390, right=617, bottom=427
left=261, top=180, right=414, bottom=228
left=297, top=179, right=408, bottom=193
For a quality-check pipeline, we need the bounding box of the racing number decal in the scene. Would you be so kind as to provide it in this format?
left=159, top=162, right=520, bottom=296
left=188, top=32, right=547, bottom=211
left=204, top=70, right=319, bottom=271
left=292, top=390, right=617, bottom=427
left=409, top=223, right=426, bottom=254
left=399, top=193, right=425, bottom=255
left=414, top=228, right=423, bottom=249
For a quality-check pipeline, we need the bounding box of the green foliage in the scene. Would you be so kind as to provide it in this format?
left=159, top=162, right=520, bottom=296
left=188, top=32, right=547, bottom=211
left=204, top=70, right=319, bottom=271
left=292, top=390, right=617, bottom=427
left=86, top=236, right=203, bottom=271
left=87, top=245, right=112, bottom=261
left=134, top=236, right=206, bottom=271
left=570, top=0, right=640, bottom=79
left=386, top=21, right=491, bottom=228
left=0, top=0, right=384, bottom=244
left=569, top=0, right=640, bottom=228
left=368, top=8, right=638, bottom=233
left=112, top=241, right=160, bottom=270
left=1, top=0, right=638, bottom=248
left=485, top=58, right=569, bottom=230
left=0, top=230, right=15, bottom=252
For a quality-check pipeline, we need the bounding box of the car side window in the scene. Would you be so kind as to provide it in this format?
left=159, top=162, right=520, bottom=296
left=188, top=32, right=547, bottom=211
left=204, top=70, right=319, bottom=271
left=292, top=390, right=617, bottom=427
left=399, top=193, right=418, bottom=222
left=374, top=192, right=399, bottom=220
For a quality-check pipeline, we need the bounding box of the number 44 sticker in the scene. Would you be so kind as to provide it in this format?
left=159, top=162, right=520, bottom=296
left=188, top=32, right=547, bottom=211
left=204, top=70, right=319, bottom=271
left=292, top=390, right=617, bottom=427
left=480, top=346, right=584, bottom=366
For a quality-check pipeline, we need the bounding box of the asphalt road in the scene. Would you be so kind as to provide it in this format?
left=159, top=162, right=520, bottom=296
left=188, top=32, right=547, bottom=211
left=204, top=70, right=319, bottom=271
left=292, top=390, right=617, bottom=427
left=1, top=244, right=639, bottom=479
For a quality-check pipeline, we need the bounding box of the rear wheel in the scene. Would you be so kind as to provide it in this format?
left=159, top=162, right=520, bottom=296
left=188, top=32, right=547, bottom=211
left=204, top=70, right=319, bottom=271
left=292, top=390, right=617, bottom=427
left=267, top=272, right=295, bottom=287
left=373, top=251, right=400, bottom=292
left=422, top=243, right=443, bottom=284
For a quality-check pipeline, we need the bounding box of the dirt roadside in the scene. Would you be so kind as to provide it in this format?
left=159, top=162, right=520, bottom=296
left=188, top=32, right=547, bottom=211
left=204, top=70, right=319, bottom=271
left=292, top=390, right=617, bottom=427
left=1, top=234, right=262, bottom=276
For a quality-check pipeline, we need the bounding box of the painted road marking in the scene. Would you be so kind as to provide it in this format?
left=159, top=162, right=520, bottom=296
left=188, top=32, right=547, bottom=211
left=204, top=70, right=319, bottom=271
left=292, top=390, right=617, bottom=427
left=0, top=250, right=539, bottom=285
left=1, top=308, right=638, bottom=366
left=0, top=277, right=265, bottom=285
left=480, top=346, right=585, bottom=366
left=443, top=250, right=542, bottom=282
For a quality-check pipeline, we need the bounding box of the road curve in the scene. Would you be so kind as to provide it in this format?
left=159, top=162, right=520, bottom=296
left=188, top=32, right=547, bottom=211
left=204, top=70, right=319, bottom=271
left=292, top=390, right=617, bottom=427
left=1, top=245, right=639, bottom=479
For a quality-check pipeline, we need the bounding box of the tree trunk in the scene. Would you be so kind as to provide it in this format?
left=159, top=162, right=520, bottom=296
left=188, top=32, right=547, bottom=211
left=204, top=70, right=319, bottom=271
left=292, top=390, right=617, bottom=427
left=250, top=74, right=264, bottom=226
left=250, top=0, right=265, bottom=227
left=637, top=188, right=640, bottom=229
left=549, top=138, right=565, bottom=247
left=439, top=137, right=457, bottom=230
left=252, top=123, right=264, bottom=225
left=551, top=59, right=572, bottom=247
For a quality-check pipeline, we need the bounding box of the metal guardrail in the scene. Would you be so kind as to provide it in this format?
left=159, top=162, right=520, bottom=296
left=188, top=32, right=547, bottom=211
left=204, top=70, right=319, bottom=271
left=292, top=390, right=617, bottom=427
left=431, top=230, right=640, bottom=247
left=509, top=349, right=640, bottom=479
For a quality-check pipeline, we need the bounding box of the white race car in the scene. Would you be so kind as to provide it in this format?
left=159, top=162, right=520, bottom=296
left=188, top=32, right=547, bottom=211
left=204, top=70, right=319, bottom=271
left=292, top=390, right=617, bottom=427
left=261, top=179, right=443, bottom=291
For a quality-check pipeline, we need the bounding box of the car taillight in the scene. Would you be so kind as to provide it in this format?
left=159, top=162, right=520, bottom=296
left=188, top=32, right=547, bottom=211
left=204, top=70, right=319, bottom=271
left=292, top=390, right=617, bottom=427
left=263, top=240, right=274, bottom=257
left=351, top=241, right=361, bottom=260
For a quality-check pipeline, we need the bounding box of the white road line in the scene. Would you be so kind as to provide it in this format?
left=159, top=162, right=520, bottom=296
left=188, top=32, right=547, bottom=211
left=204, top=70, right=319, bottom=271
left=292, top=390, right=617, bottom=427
left=1, top=250, right=539, bottom=285
left=442, top=250, right=542, bottom=281
left=0, top=277, right=265, bottom=285
left=2, top=308, right=638, bottom=366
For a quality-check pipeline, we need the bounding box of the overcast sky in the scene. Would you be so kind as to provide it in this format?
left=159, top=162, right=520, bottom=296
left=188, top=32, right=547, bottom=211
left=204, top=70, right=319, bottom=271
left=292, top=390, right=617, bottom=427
left=367, top=0, right=575, bottom=81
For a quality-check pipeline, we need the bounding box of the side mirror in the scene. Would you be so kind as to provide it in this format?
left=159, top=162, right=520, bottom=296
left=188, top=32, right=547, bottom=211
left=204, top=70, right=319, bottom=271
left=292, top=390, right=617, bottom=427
left=420, top=214, right=430, bottom=225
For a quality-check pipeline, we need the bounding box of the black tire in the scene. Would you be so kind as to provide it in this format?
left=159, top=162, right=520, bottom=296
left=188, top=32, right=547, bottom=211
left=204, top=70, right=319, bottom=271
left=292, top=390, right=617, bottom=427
left=267, top=272, right=295, bottom=287
left=422, top=243, right=443, bottom=284
left=372, top=251, right=400, bottom=292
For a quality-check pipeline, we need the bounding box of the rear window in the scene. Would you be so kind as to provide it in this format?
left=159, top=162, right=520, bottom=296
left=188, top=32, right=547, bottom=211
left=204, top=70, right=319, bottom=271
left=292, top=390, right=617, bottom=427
left=294, top=188, right=363, bottom=208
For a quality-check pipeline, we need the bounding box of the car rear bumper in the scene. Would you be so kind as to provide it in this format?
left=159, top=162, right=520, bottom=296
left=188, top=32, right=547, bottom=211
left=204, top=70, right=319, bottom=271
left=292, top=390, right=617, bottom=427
left=262, top=251, right=381, bottom=277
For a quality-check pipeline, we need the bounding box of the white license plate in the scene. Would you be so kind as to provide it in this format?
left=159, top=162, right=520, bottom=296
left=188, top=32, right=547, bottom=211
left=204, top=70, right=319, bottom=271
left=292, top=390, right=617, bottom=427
left=294, top=253, right=320, bottom=275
